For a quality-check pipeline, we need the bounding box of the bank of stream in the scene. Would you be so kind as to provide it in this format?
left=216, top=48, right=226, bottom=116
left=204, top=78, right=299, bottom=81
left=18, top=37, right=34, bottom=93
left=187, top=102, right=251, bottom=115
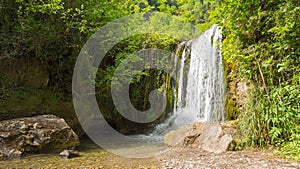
left=0, top=138, right=299, bottom=169
left=0, top=138, right=161, bottom=168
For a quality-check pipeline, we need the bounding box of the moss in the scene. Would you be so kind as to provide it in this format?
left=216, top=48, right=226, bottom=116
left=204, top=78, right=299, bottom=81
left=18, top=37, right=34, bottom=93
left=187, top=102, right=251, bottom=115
left=0, top=57, right=84, bottom=137
left=225, top=96, right=239, bottom=120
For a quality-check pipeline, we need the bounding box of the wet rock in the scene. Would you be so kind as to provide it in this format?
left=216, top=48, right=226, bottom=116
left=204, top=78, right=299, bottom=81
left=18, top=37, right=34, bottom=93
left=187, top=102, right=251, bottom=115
left=164, top=130, right=180, bottom=147
left=0, top=115, right=80, bottom=158
left=59, top=149, right=80, bottom=158
left=164, top=122, right=236, bottom=153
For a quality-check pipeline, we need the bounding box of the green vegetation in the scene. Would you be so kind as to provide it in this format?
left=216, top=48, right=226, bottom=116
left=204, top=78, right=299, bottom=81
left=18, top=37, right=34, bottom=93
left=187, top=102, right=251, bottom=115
left=211, top=0, right=300, bottom=160
left=1, top=0, right=299, bottom=161
left=1, top=0, right=212, bottom=134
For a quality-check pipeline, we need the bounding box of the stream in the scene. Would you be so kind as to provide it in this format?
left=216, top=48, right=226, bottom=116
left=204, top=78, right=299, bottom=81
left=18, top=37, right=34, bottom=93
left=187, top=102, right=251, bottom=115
left=0, top=138, right=164, bottom=168
left=1, top=138, right=299, bottom=169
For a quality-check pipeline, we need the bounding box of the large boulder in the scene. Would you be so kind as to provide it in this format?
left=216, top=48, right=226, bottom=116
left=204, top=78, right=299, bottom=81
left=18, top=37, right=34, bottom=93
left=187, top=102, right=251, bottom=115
left=164, top=122, right=204, bottom=147
left=198, top=122, right=236, bottom=153
left=164, top=122, right=236, bottom=153
left=0, top=115, right=80, bottom=158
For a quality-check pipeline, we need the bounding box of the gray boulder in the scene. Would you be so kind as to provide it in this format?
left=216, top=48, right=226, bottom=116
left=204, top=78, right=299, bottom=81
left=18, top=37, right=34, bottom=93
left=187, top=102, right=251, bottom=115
left=0, top=115, right=80, bottom=158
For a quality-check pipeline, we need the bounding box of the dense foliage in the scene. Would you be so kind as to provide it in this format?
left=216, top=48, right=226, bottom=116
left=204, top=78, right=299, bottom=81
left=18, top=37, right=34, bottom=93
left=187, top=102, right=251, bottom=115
left=1, top=0, right=212, bottom=133
left=211, top=0, right=299, bottom=160
left=1, top=0, right=299, bottom=160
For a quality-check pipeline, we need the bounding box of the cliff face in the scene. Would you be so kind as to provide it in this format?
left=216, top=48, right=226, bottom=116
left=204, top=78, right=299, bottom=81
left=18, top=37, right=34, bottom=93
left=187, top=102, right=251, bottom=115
left=0, top=57, right=84, bottom=137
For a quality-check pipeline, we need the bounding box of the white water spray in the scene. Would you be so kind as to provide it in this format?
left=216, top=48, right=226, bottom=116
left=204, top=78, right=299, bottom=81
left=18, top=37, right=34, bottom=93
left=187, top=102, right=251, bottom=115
left=154, top=24, right=225, bottom=134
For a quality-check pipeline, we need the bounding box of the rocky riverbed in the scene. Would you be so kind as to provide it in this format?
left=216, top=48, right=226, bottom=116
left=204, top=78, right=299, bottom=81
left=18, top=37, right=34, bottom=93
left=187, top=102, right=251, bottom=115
left=158, top=148, right=300, bottom=169
left=0, top=116, right=299, bottom=168
left=0, top=139, right=299, bottom=169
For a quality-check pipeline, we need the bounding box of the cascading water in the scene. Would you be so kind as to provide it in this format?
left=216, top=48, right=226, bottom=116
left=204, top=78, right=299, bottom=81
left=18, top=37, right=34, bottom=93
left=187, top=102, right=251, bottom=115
left=153, top=24, right=225, bottom=135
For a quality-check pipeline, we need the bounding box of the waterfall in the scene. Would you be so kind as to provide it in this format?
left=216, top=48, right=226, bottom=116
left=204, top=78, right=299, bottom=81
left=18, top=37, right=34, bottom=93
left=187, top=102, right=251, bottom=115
left=153, top=24, right=225, bottom=135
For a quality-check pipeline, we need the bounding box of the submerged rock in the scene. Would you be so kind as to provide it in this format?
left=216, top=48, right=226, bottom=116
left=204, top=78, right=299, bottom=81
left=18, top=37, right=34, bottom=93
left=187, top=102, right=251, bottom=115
left=164, top=122, right=236, bottom=153
left=0, top=115, right=80, bottom=158
left=59, top=149, right=80, bottom=158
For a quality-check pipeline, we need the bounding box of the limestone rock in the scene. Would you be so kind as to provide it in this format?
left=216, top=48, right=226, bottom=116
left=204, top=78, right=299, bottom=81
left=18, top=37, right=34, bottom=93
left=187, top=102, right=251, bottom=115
left=165, top=122, right=203, bottom=147
left=164, top=122, right=236, bottom=153
left=198, top=122, right=235, bottom=153
left=0, top=115, right=80, bottom=158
